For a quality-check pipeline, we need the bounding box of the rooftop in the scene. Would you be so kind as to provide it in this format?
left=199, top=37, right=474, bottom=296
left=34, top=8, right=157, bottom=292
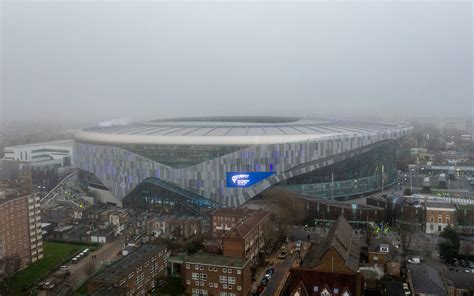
left=92, top=244, right=167, bottom=283
left=302, top=215, right=361, bottom=273
left=75, top=117, right=410, bottom=146
left=222, top=210, right=270, bottom=238
left=184, top=253, right=249, bottom=268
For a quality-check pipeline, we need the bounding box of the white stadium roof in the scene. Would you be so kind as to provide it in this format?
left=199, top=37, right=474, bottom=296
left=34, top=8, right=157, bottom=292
left=74, top=117, right=410, bottom=146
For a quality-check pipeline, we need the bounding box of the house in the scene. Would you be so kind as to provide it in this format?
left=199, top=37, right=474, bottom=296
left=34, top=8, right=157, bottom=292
left=287, top=215, right=364, bottom=296
left=368, top=241, right=401, bottom=277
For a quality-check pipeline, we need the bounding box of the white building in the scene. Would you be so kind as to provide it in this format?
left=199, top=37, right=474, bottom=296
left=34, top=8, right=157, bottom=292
left=3, top=140, right=73, bottom=165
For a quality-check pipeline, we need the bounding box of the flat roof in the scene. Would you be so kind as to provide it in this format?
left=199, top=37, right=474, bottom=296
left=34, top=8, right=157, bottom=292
left=92, top=244, right=166, bottom=283
left=184, top=253, right=249, bottom=268
left=4, top=140, right=73, bottom=150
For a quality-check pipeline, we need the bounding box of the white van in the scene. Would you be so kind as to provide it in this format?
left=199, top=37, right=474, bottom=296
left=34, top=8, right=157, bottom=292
left=408, top=257, right=421, bottom=264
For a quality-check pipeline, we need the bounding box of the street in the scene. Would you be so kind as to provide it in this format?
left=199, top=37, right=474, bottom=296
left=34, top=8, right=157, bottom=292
left=65, top=236, right=125, bottom=289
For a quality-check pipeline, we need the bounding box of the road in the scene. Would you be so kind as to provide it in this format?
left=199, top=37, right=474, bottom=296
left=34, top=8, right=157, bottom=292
left=41, top=171, right=76, bottom=203
left=65, top=236, right=125, bottom=289
left=261, top=253, right=298, bottom=296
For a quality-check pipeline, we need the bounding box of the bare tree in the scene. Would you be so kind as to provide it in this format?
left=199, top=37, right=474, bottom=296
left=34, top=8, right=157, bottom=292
left=0, top=255, right=22, bottom=294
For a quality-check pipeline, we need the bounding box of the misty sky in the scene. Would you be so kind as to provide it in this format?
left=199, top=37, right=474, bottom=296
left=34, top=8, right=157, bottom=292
left=1, top=1, right=472, bottom=125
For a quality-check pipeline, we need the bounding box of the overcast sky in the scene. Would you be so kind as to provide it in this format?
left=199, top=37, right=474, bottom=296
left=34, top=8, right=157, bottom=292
left=1, top=1, right=472, bottom=125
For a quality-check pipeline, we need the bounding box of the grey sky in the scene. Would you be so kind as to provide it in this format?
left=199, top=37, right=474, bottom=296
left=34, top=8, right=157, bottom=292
left=1, top=1, right=472, bottom=125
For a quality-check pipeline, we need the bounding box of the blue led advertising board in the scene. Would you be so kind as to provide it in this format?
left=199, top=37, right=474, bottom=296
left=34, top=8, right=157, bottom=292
left=226, top=172, right=275, bottom=188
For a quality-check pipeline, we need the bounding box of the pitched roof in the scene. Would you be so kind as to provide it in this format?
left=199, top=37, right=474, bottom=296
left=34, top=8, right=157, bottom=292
left=302, top=215, right=361, bottom=273
left=222, top=210, right=270, bottom=238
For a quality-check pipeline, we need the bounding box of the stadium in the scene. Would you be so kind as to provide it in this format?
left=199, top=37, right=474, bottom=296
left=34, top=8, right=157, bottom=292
left=73, top=117, right=411, bottom=208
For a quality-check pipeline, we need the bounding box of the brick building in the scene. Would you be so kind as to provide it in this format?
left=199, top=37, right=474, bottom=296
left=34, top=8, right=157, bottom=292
left=147, top=216, right=201, bottom=239
left=366, top=196, right=425, bottom=231
left=182, top=253, right=251, bottom=296
left=0, top=193, right=43, bottom=267
left=287, top=215, right=364, bottom=296
left=220, top=210, right=271, bottom=262
left=88, top=244, right=168, bottom=295
left=455, top=204, right=474, bottom=235
left=425, top=201, right=456, bottom=234
left=211, top=208, right=255, bottom=234
left=304, top=198, right=384, bottom=226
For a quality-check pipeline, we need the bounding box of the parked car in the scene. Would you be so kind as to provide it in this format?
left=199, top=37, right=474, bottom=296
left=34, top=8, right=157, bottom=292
left=266, top=268, right=275, bottom=276
left=408, top=257, right=421, bottom=264
left=296, top=240, right=302, bottom=251
left=261, top=278, right=269, bottom=287
left=461, top=259, right=469, bottom=267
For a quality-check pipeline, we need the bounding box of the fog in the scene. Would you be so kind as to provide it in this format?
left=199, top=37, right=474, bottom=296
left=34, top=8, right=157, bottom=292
left=1, top=1, right=472, bottom=125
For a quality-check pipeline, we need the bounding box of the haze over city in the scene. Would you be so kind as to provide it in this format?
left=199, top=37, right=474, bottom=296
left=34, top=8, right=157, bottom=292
left=1, top=1, right=472, bottom=126
left=1, top=1, right=474, bottom=296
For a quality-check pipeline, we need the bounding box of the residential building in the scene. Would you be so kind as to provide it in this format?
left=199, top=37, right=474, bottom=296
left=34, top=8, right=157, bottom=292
left=0, top=193, right=43, bottom=267
left=221, top=209, right=271, bottom=261
left=368, top=241, right=401, bottom=277
left=287, top=215, right=364, bottom=296
left=147, top=216, right=201, bottom=239
left=211, top=208, right=255, bottom=234
left=425, top=202, right=456, bottom=234
left=88, top=244, right=168, bottom=295
left=181, top=253, right=251, bottom=296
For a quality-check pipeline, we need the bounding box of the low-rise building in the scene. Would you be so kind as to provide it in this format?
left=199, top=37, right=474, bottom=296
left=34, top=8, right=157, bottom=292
left=368, top=241, right=401, bottom=277
left=181, top=253, right=251, bottom=296
left=211, top=208, right=255, bottom=234
left=287, top=215, right=364, bottom=296
left=146, top=216, right=201, bottom=239
left=425, top=201, right=456, bottom=234
left=221, top=210, right=271, bottom=262
left=88, top=244, right=168, bottom=295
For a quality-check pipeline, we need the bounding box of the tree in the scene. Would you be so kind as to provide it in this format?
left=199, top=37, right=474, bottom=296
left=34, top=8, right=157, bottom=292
left=0, top=255, right=22, bottom=294
left=438, top=226, right=460, bottom=261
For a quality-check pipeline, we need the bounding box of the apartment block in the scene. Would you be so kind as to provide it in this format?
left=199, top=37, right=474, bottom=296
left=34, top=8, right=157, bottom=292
left=0, top=193, right=43, bottom=267
left=182, top=253, right=251, bottom=296
left=88, top=244, right=168, bottom=295
left=425, top=201, right=456, bottom=234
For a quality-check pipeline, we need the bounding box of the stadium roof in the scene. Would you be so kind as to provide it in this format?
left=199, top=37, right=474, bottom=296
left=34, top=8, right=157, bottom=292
left=75, top=116, right=410, bottom=146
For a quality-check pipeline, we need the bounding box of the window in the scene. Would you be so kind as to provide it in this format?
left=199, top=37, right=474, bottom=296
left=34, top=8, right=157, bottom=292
left=214, top=283, right=218, bottom=288
left=228, top=285, right=232, bottom=290
left=195, top=265, right=199, bottom=270
left=430, top=216, right=434, bottom=223
left=201, top=290, right=208, bottom=296
left=228, top=277, right=236, bottom=284
left=334, top=288, right=339, bottom=294
left=192, top=288, right=200, bottom=296
left=236, top=269, right=241, bottom=275
left=313, top=286, right=319, bottom=292
left=209, top=282, right=213, bottom=288
left=223, top=284, right=227, bottom=289
left=229, top=293, right=236, bottom=296
left=373, top=255, right=378, bottom=261
left=220, top=293, right=227, bottom=296
left=438, top=216, right=442, bottom=223
left=186, top=280, right=191, bottom=285
left=200, top=282, right=205, bottom=286
left=222, top=268, right=227, bottom=273
left=208, top=266, right=213, bottom=271
left=219, top=276, right=227, bottom=283
left=228, top=268, right=232, bottom=274
left=192, top=273, right=199, bottom=280
left=200, top=265, right=204, bottom=270
left=195, top=281, right=199, bottom=286
left=321, top=288, right=331, bottom=296
left=237, top=286, right=242, bottom=291
left=200, top=274, right=207, bottom=281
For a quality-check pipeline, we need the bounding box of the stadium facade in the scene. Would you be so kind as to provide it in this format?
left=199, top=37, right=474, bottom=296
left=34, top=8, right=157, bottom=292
left=73, top=117, right=411, bottom=207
